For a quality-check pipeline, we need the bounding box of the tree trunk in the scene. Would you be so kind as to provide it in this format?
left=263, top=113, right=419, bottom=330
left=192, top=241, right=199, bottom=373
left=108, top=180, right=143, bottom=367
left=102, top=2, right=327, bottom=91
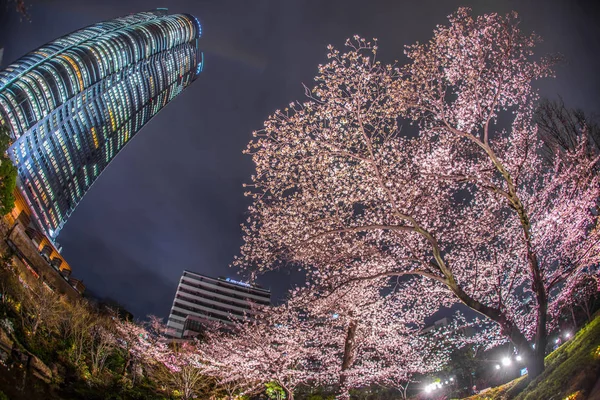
left=527, top=350, right=545, bottom=380
left=487, top=142, right=549, bottom=379
left=581, top=298, right=592, bottom=322
left=400, top=382, right=409, bottom=400
left=339, top=319, right=358, bottom=392
left=450, top=281, right=548, bottom=379
left=514, top=304, right=547, bottom=380
left=530, top=290, right=548, bottom=380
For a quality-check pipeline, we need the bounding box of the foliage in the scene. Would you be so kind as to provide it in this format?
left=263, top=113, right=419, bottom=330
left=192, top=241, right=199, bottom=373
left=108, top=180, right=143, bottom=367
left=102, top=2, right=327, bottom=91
left=535, top=98, right=600, bottom=171
left=0, top=248, right=216, bottom=399
left=467, top=313, right=600, bottom=400
left=237, top=7, right=599, bottom=380
left=266, top=381, right=287, bottom=400
left=193, top=282, right=451, bottom=400
left=304, top=390, right=336, bottom=400
left=441, top=346, right=480, bottom=397
left=196, top=309, right=312, bottom=400
left=515, top=314, right=600, bottom=400
left=550, top=271, right=599, bottom=331
left=0, top=125, right=16, bottom=216
left=1, top=6, right=599, bottom=400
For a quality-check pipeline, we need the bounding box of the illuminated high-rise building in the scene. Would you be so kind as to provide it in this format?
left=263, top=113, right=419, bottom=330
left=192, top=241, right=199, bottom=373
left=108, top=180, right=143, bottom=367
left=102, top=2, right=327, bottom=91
left=0, top=9, right=203, bottom=238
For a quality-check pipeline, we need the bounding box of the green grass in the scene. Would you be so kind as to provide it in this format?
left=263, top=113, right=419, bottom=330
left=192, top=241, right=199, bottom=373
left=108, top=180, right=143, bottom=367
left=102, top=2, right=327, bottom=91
left=465, top=314, right=600, bottom=400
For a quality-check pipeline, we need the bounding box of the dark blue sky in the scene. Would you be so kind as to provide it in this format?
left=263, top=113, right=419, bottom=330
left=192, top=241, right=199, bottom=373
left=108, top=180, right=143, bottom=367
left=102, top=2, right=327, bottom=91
left=1, top=0, right=599, bottom=320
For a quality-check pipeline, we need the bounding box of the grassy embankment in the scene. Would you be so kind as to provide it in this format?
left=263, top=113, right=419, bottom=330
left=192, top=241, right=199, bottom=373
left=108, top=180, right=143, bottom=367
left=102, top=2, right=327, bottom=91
left=466, top=314, right=600, bottom=400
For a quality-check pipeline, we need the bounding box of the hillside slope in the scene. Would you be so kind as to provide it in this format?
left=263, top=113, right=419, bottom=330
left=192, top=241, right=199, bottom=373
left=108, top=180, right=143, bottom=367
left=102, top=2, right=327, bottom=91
left=466, top=314, right=600, bottom=400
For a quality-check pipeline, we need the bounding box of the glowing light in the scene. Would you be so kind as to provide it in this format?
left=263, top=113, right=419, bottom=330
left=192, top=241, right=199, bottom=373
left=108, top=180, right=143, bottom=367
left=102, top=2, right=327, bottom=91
left=450, top=377, right=454, bottom=382
left=495, top=364, right=501, bottom=370
left=425, top=382, right=442, bottom=393
left=555, top=338, right=560, bottom=344
left=502, top=357, right=511, bottom=366
left=91, top=127, right=99, bottom=148
left=516, top=355, right=522, bottom=362
left=564, top=332, right=571, bottom=339
left=225, top=277, right=251, bottom=288
left=196, top=52, right=204, bottom=74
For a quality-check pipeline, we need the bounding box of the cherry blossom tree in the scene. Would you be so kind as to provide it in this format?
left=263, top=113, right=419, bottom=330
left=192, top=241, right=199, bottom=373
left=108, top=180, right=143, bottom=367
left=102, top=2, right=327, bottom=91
left=152, top=341, right=212, bottom=400
left=288, top=278, right=450, bottom=398
left=237, top=7, right=600, bottom=378
left=114, top=315, right=213, bottom=398
left=113, top=316, right=166, bottom=381
left=196, top=312, right=319, bottom=400
left=194, top=323, right=259, bottom=399
left=195, top=281, right=449, bottom=399
left=199, top=337, right=265, bottom=400
left=550, top=270, right=599, bottom=328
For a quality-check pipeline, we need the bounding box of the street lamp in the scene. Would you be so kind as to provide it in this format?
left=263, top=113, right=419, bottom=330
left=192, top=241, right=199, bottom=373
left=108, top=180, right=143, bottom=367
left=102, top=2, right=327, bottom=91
left=502, top=357, right=512, bottom=367
left=516, top=355, right=523, bottom=362
left=424, top=383, right=440, bottom=393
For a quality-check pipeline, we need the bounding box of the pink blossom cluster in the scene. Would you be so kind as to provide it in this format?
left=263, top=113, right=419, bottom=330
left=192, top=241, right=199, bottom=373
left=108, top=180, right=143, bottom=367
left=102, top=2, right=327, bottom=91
left=235, top=7, right=599, bottom=380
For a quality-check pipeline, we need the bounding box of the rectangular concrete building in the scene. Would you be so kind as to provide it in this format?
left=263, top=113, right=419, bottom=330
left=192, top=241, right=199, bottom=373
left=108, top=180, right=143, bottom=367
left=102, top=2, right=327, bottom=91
left=166, top=270, right=271, bottom=338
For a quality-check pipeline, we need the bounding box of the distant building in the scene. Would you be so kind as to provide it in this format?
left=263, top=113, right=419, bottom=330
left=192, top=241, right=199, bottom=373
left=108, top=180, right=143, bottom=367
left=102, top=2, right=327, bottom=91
left=167, top=270, right=271, bottom=338
left=421, top=316, right=475, bottom=338
left=0, top=9, right=203, bottom=239
left=421, top=317, right=451, bottom=335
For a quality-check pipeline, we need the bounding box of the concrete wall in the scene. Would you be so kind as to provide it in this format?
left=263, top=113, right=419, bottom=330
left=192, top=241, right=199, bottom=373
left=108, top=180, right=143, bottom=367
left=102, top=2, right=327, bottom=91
left=1, top=220, right=81, bottom=301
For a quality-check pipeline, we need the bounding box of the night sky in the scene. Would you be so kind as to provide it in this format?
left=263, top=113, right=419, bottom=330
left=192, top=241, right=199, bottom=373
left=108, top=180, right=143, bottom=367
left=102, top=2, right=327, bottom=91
left=0, top=0, right=599, bottom=320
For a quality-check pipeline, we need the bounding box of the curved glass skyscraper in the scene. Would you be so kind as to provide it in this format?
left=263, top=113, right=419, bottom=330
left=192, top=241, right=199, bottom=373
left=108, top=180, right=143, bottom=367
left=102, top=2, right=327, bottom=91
left=0, top=9, right=203, bottom=238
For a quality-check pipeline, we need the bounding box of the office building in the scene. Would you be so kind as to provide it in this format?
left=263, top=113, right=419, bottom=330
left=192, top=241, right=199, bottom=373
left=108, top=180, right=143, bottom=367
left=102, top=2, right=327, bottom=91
left=0, top=9, right=203, bottom=238
left=167, top=270, right=271, bottom=338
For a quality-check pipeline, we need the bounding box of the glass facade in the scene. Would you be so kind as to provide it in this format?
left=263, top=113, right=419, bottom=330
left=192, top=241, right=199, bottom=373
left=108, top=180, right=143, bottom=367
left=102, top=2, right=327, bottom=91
left=0, top=9, right=203, bottom=237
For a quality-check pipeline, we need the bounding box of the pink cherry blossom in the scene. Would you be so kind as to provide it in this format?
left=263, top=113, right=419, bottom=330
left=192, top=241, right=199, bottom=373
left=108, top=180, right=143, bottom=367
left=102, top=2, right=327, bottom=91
left=236, top=7, right=600, bottom=379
